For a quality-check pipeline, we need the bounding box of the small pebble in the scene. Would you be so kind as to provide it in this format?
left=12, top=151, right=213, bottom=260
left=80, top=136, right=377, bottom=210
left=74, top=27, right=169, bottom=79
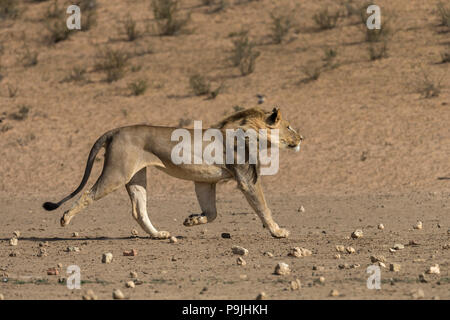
left=72, top=232, right=79, bottom=237
left=288, top=247, right=312, bottom=258
left=130, top=271, right=138, bottom=278
left=113, top=289, right=126, bottom=300
left=57, top=263, right=63, bottom=268
left=274, top=262, right=290, bottom=275
left=169, top=236, right=178, bottom=243
left=426, top=264, right=440, bottom=275
left=350, top=264, right=361, bottom=269
left=13, top=231, right=20, bottom=238
left=131, top=229, right=139, bottom=237
left=393, top=244, right=404, bottom=250
left=256, top=292, right=267, bottom=300
left=82, top=289, right=98, bottom=300
left=335, top=245, right=345, bottom=253
left=312, top=265, right=324, bottom=271
left=390, top=263, right=401, bottom=272
left=239, top=274, right=248, bottom=280
left=377, top=224, right=384, bottom=230
left=346, top=246, right=355, bottom=254
left=318, top=276, right=325, bottom=284
left=298, top=206, right=305, bottom=213
left=351, top=229, right=363, bottom=239
left=123, top=249, right=138, bottom=256
left=232, top=246, right=249, bottom=256
left=126, top=281, right=135, bottom=288
left=9, top=238, right=18, bottom=246
left=329, top=289, right=339, bottom=297
left=334, top=254, right=341, bottom=259
left=370, top=255, right=386, bottom=263
left=413, top=221, right=423, bottom=230
left=263, top=251, right=274, bottom=257
left=236, top=257, right=246, bottom=266
left=102, top=252, right=113, bottom=264
left=290, top=279, right=301, bottom=290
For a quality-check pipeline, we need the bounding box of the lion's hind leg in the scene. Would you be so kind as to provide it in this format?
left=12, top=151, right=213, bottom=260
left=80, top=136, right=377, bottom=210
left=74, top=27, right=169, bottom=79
left=126, top=167, right=170, bottom=239
left=183, top=182, right=217, bottom=227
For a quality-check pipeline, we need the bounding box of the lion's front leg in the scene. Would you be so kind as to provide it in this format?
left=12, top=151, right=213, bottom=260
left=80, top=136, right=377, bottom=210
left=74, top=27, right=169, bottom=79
left=183, top=182, right=217, bottom=227
left=234, top=166, right=289, bottom=238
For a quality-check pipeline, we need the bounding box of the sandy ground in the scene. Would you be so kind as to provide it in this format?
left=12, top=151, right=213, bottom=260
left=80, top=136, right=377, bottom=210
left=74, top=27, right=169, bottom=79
left=0, top=0, right=449, bottom=300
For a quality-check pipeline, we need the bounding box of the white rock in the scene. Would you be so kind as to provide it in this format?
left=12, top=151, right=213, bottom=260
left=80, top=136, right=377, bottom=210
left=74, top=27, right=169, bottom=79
left=318, top=276, right=325, bottom=284
left=346, top=246, right=355, bottom=254
left=351, top=229, right=363, bottom=239
left=274, top=262, right=290, bottom=275
left=9, top=238, right=18, bottom=246
left=393, top=244, right=404, bottom=250
left=335, top=245, right=345, bottom=253
left=370, top=255, right=386, bottom=263
left=377, top=224, right=385, bottom=230
left=256, top=292, right=267, bottom=300
left=298, top=206, right=305, bottom=213
left=288, top=247, right=312, bottom=258
left=290, top=279, right=301, bottom=290
left=131, top=229, right=139, bottom=237
left=0, top=293, right=4, bottom=300
left=426, top=264, right=440, bottom=275
left=13, top=231, right=20, bottom=238
left=169, top=236, right=178, bottom=243
left=112, top=289, right=126, bottom=299
left=130, top=271, right=138, bottom=278
left=263, top=251, right=274, bottom=257
left=102, top=252, right=113, bottom=264
left=334, top=254, right=341, bottom=259
left=413, top=221, right=423, bottom=230
left=126, top=281, right=135, bottom=288
left=236, top=257, right=246, bottom=266
left=232, top=246, right=249, bottom=256
left=390, top=263, right=401, bottom=272
left=329, top=289, right=339, bottom=297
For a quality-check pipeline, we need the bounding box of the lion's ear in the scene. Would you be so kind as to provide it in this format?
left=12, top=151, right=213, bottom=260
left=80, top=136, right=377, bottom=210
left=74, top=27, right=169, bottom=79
left=267, top=107, right=281, bottom=126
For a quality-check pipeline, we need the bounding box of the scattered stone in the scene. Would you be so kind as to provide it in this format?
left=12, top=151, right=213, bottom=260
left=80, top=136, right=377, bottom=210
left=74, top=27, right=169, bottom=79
left=236, top=257, right=246, bottom=266
left=334, top=254, right=341, bottom=259
left=38, top=248, right=48, bottom=257
left=290, top=279, right=301, bottom=290
left=112, top=289, right=126, bottom=300
left=13, top=231, right=20, bottom=238
left=338, top=263, right=350, bottom=270
left=408, top=240, right=420, bottom=246
left=389, top=248, right=396, bottom=253
left=274, top=262, right=290, bottom=275
left=411, top=288, right=425, bottom=299
left=390, top=263, right=401, bottom=272
left=221, top=233, right=231, bottom=239
left=377, top=224, right=384, bottom=230
left=9, top=251, right=18, bottom=257
left=9, top=238, right=18, bottom=246
left=126, top=281, right=135, bottom=288
left=65, top=246, right=80, bottom=253
left=130, top=271, right=138, bottom=278
left=288, top=247, right=312, bottom=258
left=57, top=263, right=63, bottom=268
left=413, top=221, right=423, bottom=230
left=39, top=241, right=49, bottom=247
left=346, top=246, right=356, bottom=254
left=298, top=206, right=305, bottom=213
left=335, top=245, right=345, bottom=253
left=256, top=292, right=267, bottom=300
left=232, top=246, right=249, bottom=256
left=426, top=264, right=440, bottom=275
left=102, top=252, right=113, bottom=264
left=351, top=229, right=363, bottom=239
left=329, top=289, right=339, bottom=297
left=312, top=265, right=324, bottom=271
left=131, top=229, right=139, bottom=237
left=443, top=244, right=450, bottom=250
left=82, top=289, right=98, bottom=300
left=378, top=262, right=387, bottom=268
left=370, top=255, right=386, bottom=263
left=350, top=263, right=361, bottom=269
left=169, top=236, right=178, bottom=243
left=318, top=276, right=325, bottom=284
left=47, top=267, right=59, bottom=276
left=123, top=249, right=138, bottom=257
left=393, top=244, right=404, bottom=250
left=72, top=232, right=79, bottom=237
left=0, top=293, right=4, bottom=300
left=263, top=251, right=274, bottom=257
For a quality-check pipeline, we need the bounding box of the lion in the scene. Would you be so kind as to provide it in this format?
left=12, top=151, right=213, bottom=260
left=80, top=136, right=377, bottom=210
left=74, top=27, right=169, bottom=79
left=43, top=107, right=303, bottom=238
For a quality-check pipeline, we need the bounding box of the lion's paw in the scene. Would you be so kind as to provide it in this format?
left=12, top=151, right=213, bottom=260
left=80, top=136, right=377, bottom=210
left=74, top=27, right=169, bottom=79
left=152, top=231, right=170, bottom=239
left=183, top=214, right=208, bottom=227
left=271, top=227, right=290, bottom=238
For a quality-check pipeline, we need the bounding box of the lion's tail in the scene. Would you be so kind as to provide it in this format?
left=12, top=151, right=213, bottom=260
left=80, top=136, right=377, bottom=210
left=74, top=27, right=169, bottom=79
left=42, top=129, right=116, bottom=211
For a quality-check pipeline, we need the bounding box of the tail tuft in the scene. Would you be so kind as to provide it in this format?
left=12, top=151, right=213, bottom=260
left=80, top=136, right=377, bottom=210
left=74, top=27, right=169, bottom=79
left=43, top=202, right=60, bottom=211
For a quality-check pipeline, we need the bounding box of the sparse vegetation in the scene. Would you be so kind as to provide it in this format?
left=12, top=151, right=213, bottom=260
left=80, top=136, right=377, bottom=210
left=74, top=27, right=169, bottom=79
left=19, top=46, right=38, bottom=67
left=364, top=21, right=391, bottom=43
left=437, top=1, right=450, bottom=28
left=0, top=0, right=18, bottom=19
left=74, top=0, right=98, bottom=31
left=94, top=47, right=129, bottom=82
left=128, top=79, right=148, bottom=96
left=270, top=12, right=292, bottom=44
left=189, top=74, right=211, bottom=96
left=313, top=7, right=339, bottom=30
left=301, top=63, right=323, bottom=82
left=9, top=105, right=30, bottom=121
left=45, top=18, right=71, bottom=43
left=230, top=35, right=260, bottom=76
left=123, top=14, right=140, bottom=41
left=415, top=72, right=442, bottom=98
left=151, top=0, right=190, bottom=36
left=368, top=41, right=388, bottom=60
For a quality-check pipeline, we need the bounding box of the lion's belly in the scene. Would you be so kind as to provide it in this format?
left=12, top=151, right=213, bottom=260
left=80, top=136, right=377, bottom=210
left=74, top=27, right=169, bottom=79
left=155, top=162, right=232, bottom=183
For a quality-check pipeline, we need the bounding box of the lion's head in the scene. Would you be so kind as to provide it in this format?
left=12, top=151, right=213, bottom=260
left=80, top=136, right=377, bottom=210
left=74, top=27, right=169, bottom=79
left=214, top=107, right=303, bottom=152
